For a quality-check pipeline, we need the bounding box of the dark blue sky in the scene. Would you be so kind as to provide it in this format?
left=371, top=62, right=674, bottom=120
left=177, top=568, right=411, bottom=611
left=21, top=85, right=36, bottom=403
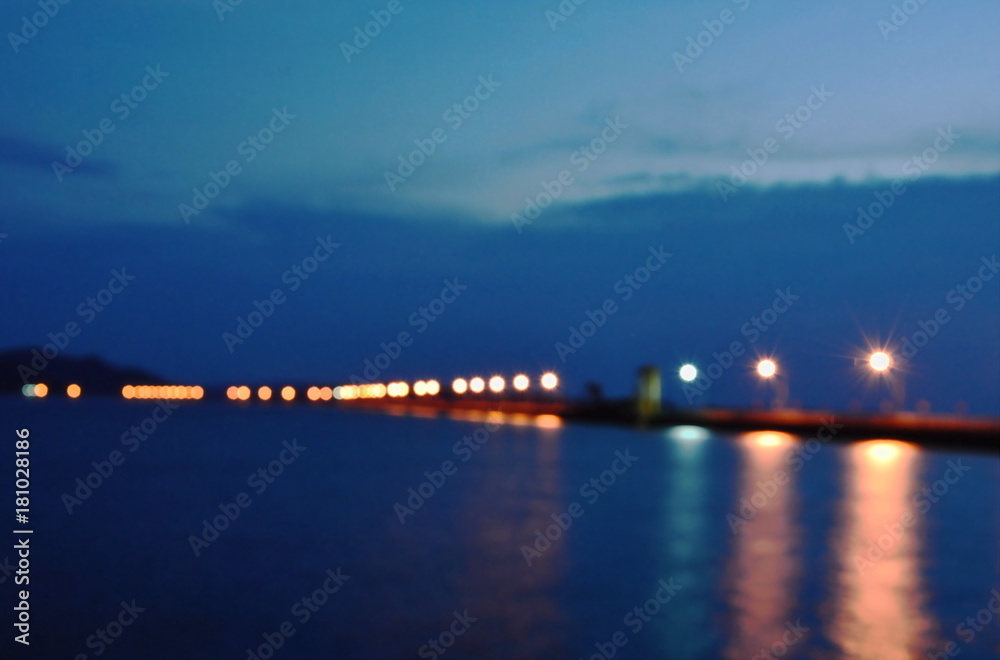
left=1, top=0, right=998, bottom=413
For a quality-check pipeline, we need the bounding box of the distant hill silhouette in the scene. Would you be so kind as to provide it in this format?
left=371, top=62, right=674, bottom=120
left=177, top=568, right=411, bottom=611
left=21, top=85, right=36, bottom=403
left=0, top=348, right=164, bottom=394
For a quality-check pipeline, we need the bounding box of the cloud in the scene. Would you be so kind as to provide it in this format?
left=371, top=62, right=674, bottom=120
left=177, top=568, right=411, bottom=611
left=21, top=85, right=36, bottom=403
left=0, top=135, right=117, bottom=178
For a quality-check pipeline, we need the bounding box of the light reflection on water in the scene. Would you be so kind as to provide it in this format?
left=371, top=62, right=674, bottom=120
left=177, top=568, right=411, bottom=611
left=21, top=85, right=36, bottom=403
left=458, top=422, right=566, bottom=658
left=10, top=401, right=998, bottom=659
left=662, top=426, right=710, bottom=658
left=829, top=440, right=937, bottom=659
left=725, top=431, right=801, bottom=659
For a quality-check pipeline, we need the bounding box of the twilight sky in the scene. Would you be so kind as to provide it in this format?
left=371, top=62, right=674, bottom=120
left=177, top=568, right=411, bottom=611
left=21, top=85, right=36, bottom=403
left=2, top=0, right=999, bottom=413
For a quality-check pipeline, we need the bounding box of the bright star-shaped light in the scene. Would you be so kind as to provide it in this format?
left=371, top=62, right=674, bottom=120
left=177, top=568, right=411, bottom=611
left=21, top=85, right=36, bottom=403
left=757, top=360, right=777, bottom=378
left=869, top=351, right=891, bottom=372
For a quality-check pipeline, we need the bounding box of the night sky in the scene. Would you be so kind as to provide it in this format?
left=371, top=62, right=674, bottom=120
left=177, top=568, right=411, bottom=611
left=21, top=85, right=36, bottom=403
left=2, top=0, right=998, bottom=413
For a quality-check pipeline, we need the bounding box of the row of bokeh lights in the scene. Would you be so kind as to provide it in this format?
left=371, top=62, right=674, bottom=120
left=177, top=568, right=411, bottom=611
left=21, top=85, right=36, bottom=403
left=677, top=352, right=894, bottom=382
left=23, top=383, right=204, bottom=399
left=22, top=373, right=559, bottom=402
left=226, top=385, right=295, bottom=402
left=123, top=385, right=204, bottom=400
left=23, top=383, right=82, bottom=398
left=222, top=373, right=559, bottom=402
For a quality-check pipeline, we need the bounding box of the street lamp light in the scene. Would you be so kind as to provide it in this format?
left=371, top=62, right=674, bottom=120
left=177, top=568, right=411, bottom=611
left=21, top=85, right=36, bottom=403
left=756, top=359, right=777, bottom=378
left=869, top=351, right=891, bottom=372
left=867, top=350, right=904, bottom=411
left=755, top=359, right=787, bottom=408
left=679, top=364, right=698, bottom=382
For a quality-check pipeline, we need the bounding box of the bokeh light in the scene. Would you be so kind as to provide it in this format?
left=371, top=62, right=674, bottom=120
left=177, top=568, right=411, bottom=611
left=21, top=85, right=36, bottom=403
left=679, top=364, right=698, bottom=382
left=757, top=360, right=777, bottom=378
left=869, top=351, right=891, bottom=372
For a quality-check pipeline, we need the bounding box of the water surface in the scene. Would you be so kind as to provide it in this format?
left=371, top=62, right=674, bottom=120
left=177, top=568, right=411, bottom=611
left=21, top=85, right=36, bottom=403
left=2, top=399, right=997, bottom=659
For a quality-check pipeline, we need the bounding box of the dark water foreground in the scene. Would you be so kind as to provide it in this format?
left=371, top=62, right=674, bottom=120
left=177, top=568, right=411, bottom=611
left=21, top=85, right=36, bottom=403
left=1, top=399, right=997, bottom=659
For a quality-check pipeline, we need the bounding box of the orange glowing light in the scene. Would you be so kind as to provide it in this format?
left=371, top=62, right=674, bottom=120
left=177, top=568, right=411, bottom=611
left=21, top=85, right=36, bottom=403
left=122, top=385, right=136, bottom=399
left=33, top=383, right=48, bottom=398
left=535, top=414, right=563, bottom=429
left=425, top=380, right=440, bottom=396
left=281, top=386, right=296, bottom=401
left=488, top=376, right=505, bottom=393
left=320, top=387, right=332, bottom=401
left=540, top=372, right=558, bottom=390
left=742, top=430, right=795, bottom=449
left=413, top=381, right=427, bottom=396
left=869, top=352, right=891, bottom=372
left=257, top=386, right=272, bottom=401
left=452, top=378, right=468, bottom=394
left=66, top=383, right=81, bottom=398
left=513, top=374, right=530, bottom=391
left=307, top=386, right=320, bottom=401
left=862, top=440, right=909, bottom=463
left=393, top=382, right=409, bottom=397
left=469, top=377, right=485, bottom=393
left=757, top=360, right=777, bottom=378
left=237, top=386, right=251, bottom=401
left=192, top=386, right=204, bottom=400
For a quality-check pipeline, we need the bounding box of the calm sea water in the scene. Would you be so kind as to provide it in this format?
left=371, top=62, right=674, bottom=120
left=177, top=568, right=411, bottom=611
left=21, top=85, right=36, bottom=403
left=1, top=399, right=998, bottom=660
